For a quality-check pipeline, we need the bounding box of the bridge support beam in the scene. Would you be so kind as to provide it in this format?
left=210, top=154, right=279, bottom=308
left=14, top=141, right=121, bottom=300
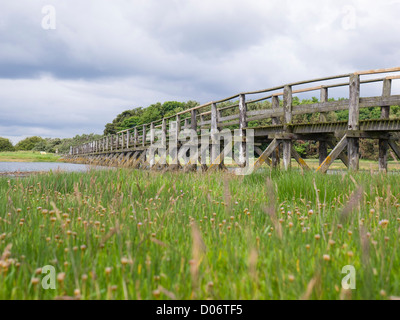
left=291, top=146, right=310, bottom=171
left=388, top=140, right=400, bottom=160
left=348, top=73, right=360, bottom=171
left=271, top=96, right=281, bottom=169
left=319, top=88, right=329, bottom=165
left=283, top=85, right=293, bottom=170
left=317, top=135, right=348, bottom=174
left=253, top=139, right=281, bottom=171
left=379, top=79, right=392, bottom=172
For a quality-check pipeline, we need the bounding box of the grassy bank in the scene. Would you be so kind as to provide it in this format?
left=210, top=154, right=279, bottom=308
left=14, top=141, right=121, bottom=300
left=0, top=169, right=399, bottom=300
left=0, top=151, right=61, bottom=163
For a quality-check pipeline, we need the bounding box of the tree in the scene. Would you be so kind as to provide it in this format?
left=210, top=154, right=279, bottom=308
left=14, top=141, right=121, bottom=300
left=15, top=136, right=45, bottom=151
left=106, top=101, right=200, bottom=134
left=0, top=137, right=14, bottom=151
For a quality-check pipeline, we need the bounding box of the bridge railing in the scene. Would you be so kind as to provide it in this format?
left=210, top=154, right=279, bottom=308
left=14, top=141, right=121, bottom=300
left=71, top=67, right=400, bottom=159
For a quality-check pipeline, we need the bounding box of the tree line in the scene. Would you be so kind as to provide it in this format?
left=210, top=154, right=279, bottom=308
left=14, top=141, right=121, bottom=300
left=0, top=134, right=102, bottom=154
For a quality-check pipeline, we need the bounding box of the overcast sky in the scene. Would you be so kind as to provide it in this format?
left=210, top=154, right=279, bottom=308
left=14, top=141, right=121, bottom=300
left=1, top=0, right=400, bottom=143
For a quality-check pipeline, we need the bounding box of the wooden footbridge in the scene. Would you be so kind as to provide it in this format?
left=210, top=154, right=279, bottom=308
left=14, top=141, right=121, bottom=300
left=66, top=67, right=400, bottom=173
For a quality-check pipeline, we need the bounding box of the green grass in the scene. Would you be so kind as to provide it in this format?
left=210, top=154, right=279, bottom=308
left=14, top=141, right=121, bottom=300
left=0, top=151, right=61, bottom=163
left=0, top=169, right=399, bottom=300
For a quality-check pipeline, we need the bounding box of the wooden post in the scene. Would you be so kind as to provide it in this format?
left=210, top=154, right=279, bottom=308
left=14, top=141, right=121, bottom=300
left=126, top=131, right=130, bottom=149
left=175, top=114, right=181, bottom=167
left=142, top=125, right=147, bottom=147
left=191, top=110, right=198, bottom=170
left=160, top=119, right=167, bottom=168
left=348, top=73, right=360, bottom=171
left=271, top=96, right=281, bottom=169
left=134, top=127, right=138, bottom=148
left=283, top=85, right=293, bottom=170
left=238, top=94, right=247, bottom=167
left=150, top=123, right=155, bottom=145
left=319, top=87, right=328, bottom=165
left=150, top=122, right=155, bottom=167
left=211, top=102, right=219, bottom=166
left=379, top=79, right=392, bottom=172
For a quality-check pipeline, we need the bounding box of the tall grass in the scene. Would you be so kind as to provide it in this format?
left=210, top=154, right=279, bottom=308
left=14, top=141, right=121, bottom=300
left=0, top=169, right=399, bottom=300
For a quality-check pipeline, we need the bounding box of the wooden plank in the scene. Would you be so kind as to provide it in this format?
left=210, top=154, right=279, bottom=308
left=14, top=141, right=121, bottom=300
left=388, top=140, right=400, bottom=159
left=132, top=151, right=146, bottom=169
left=379, top=79, right=392, bottom=172
left=283, top=85, right=292, bottom=170
left=291, top=147, right=310, bottom=170
left=219, top=114, right=240, bottom=122
left=327, top=140, right=348, bottom=168
left=246, top=108, right=284, bottom=118
left=319, top=87, right=328, bottom=164
left=355, top=67, right=400, bottom=75
left=211, top=102, right=219, bottom=165
left=348, top=73, right=360, bottom=171
left=316, top=135, right=348, bottom=174
left=253, top=139, right=281, bottom=171
left=255, top=146, right=272, bottom=167
left=238, top=94, right=247, bottom=167
left=219, top=120, right=240, bottom=127
left=271, top=96, right=281, bottom=168
left=151, top=148, right=168, bottom=170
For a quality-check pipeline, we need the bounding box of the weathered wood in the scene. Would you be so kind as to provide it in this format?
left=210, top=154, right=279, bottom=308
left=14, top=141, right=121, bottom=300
left=189, top=110, right=198, bottom=171
left=238, top=94, right=247, bottom=167
left=184, top=118, right=190, bottom=129
left=208, top=150, right=227, bottom=171
left=348, top=74, right=360, bottom=171
left=388, top=140, right=400, bottom=160
left=355, top=67, right=400, bottom=75
left=132, top=151, right=146, bottom=169
left=142, top=125, right=147, bottom=147
left=379, top=79, right=392, bottom=172
left=283, top=85, right=292, bottom=170
left=246, top=108, right=284, bottom=118
left=253, top=139, right=281, bottom=171
left=291, top=146, right=310, bottom=170
left=317, top=135, right=348, bottom=174
left=271, top=96, right=281, bottom=169
left=319, top=87, right=329, bottom=165
left=254, top=146, right=272, bottom=167
left=134, top=127, right=138, bottom=148
left=211, top=102, right=219, bottom=166
left=327, top=140, right=348, bottom=168
left=219, top=114, right=240, bottom=122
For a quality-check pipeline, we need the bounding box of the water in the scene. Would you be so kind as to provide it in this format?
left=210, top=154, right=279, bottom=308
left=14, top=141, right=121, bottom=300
left=0, top=162, right=98, bottom=175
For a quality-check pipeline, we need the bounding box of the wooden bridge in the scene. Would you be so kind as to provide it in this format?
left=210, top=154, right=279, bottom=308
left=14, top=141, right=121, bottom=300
left=65, top=67, right=400, bottom=173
